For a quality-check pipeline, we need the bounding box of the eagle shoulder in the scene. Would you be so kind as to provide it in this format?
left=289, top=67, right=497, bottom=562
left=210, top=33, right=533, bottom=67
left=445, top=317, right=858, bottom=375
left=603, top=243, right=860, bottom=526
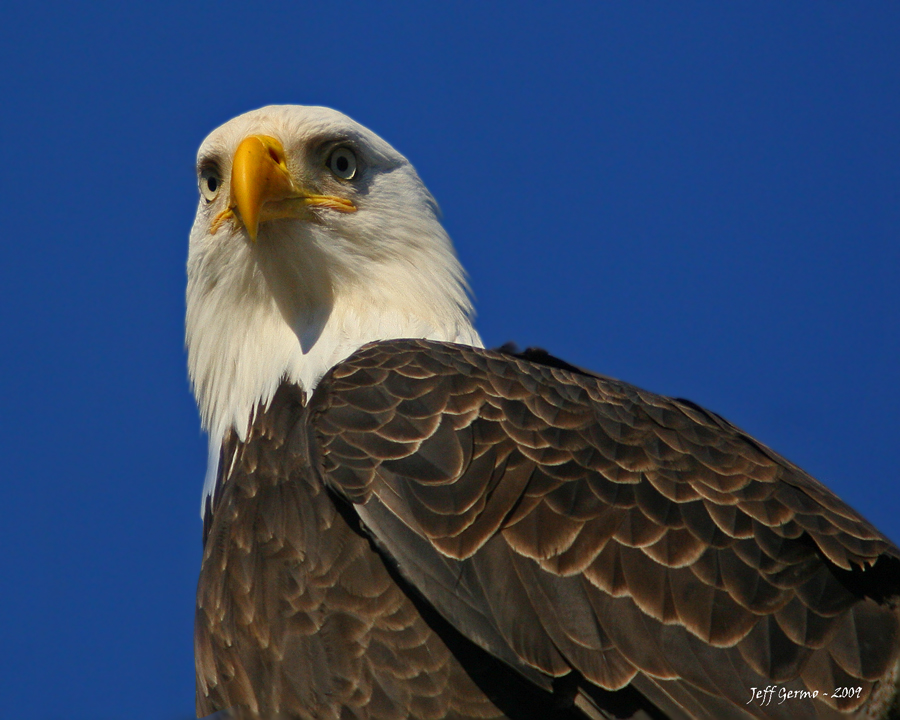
left=308, top=339, right=900, bottom=720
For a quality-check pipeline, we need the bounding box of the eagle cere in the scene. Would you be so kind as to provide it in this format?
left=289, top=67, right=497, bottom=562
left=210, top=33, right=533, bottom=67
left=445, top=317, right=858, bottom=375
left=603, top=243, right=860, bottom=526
left=187, top=106, right=900, bottom=720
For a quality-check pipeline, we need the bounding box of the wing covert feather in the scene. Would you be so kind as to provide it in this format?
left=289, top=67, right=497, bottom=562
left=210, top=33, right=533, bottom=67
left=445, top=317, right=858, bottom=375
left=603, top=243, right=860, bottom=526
left=311, top=340, right=900, bottom=719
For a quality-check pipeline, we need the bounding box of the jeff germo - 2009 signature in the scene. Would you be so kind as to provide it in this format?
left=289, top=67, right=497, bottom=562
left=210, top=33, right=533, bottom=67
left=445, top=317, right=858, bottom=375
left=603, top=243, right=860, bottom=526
left=748, top=686, right=862, bottom=706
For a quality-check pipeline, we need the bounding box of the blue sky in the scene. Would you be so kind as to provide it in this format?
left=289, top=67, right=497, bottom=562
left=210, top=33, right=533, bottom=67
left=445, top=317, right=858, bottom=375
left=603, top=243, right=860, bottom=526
left=1, top=3, right=897, bottom=718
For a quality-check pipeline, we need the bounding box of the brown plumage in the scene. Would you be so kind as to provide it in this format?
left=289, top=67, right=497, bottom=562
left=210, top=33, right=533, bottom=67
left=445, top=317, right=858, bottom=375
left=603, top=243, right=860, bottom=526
left=195, top=339, right=900, bottom=720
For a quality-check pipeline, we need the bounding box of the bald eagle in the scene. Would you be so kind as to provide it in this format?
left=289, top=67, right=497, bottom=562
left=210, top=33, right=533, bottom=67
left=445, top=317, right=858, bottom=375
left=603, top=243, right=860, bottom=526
left=188, top=106, right=900, bottom=720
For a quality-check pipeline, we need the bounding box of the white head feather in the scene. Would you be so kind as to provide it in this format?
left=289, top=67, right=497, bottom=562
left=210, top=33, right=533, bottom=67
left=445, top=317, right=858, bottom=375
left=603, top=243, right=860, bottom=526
left=186, top=106, right=481, bottom=510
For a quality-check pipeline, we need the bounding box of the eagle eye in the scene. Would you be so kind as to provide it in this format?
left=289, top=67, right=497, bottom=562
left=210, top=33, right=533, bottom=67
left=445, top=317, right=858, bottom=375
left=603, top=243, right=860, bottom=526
left=327, top=147, right=357, bottom=180
left=199, top=168, right=221, bottom=202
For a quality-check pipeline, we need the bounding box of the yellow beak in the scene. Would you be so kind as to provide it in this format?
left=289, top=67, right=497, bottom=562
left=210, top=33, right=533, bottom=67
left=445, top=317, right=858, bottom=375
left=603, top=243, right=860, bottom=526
left=212, top=134, right=356, bottom=241
left=230, top=135, right=295, bottom=241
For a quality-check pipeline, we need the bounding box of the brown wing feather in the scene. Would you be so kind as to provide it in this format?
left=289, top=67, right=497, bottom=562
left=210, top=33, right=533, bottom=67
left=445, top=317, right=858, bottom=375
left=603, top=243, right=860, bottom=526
left=196, top=385, right=519, bottom=720
left=196, top=381, right=639, bottom=720
left=310, top=339, right=900, bottom=720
